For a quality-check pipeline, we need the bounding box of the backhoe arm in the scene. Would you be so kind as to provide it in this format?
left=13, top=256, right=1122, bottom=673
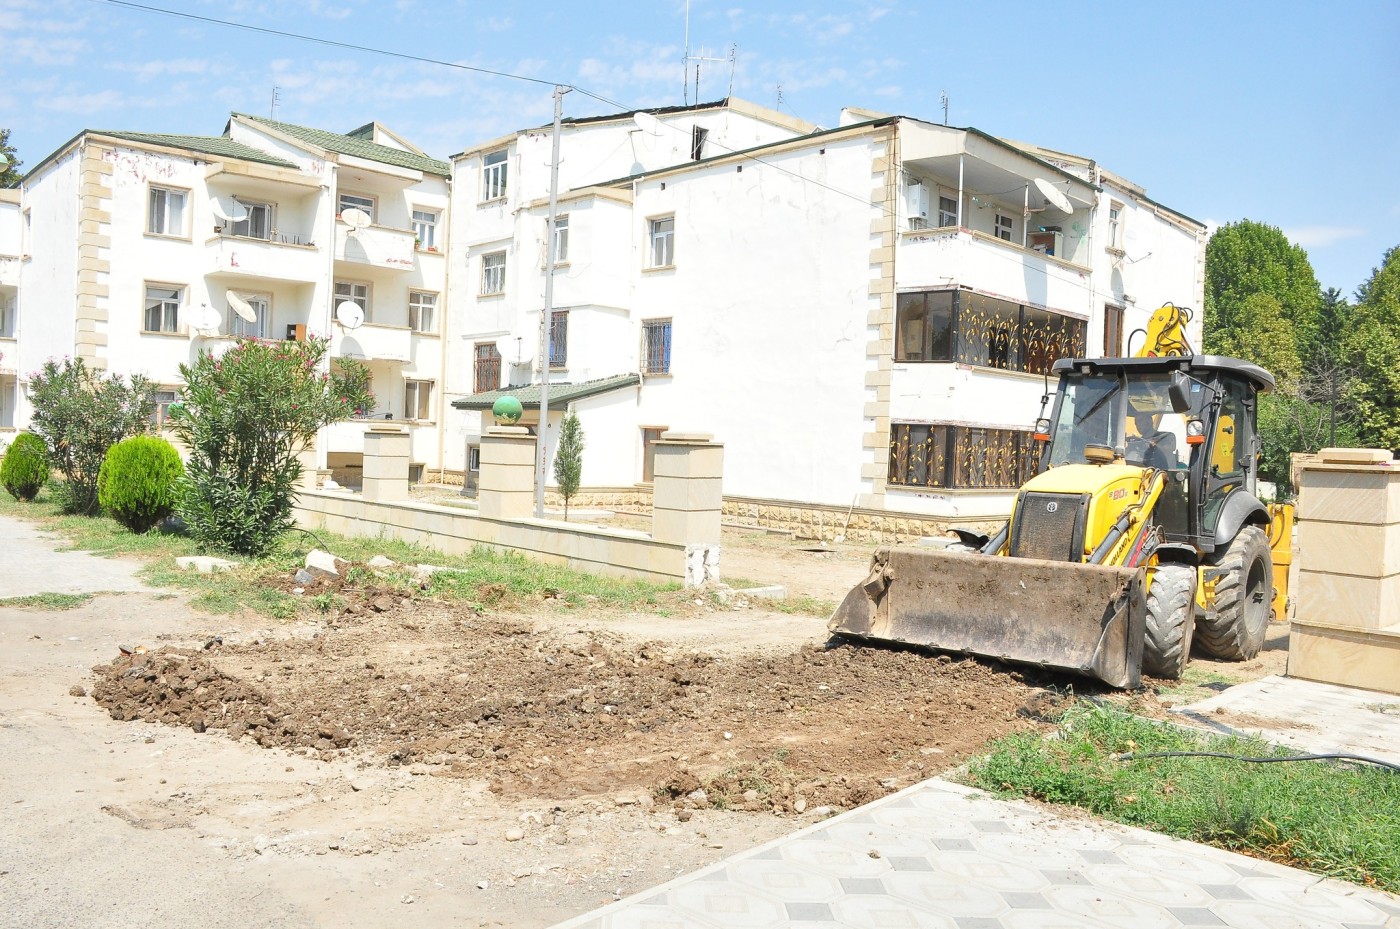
left=1136, top=303, right=1194, bottom=357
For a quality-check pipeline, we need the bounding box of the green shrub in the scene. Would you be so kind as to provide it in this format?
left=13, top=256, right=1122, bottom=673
left=29, top=357, right=155, bottom=514
left=1, top=433, right=51, bottom=501
left=97, top=435, right=184, bottom=533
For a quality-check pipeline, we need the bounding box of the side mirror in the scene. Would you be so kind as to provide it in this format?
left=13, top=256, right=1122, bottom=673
left=1168, top=371, right=1192, bottom=414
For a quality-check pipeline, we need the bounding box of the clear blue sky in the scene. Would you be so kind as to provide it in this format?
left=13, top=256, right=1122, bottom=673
left=3, top=0, right=1396, bottom=297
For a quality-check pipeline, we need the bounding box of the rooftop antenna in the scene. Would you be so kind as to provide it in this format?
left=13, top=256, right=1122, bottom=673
left=939, top=91, right=949, bottom=125
left=776, top=83, right=784, bottom=112
left=682, top=0, right=691, bottom=104
left=270, top=86, right=281, bottom=120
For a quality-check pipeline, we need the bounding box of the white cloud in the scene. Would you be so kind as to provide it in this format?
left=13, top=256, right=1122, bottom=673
left=1283, top=225, right=1365, bottom=249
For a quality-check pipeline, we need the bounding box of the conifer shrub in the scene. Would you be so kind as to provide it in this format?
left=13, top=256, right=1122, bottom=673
left=97, top=435, right=184, bottom=533
left=1, top=432, right=51, bottom=502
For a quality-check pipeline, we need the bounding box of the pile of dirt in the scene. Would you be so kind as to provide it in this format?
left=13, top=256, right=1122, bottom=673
left=92, top=604, right=1058, bottom=814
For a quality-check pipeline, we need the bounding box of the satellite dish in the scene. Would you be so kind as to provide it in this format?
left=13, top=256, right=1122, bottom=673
left=632, top=111, right=663, bottom=135
left=339, top=208, right=371, bottom=230
left=227, top=291, right=258, bottom=323
left=495, top=336, right=532, bottom=365
left=1034, top=178, right=1074, bottom=214
left=335, top=301, right=365, bottom=330
left=192, top=304, right=222, bottom=335
left=211, top=197, right=249, bottom=223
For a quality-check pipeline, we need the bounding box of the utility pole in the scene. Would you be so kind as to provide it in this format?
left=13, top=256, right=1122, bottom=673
left=535, top=85, right=570, bottom=518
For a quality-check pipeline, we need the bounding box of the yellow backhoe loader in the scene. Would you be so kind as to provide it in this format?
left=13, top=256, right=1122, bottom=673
left=830, top=304, right=1293, bottom=688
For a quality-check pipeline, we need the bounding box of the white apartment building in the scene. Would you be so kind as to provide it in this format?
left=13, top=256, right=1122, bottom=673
left=9, top=116, right=450, bottom=481
left=449, top=101, right=1205, bottom=524
left=0, top=189, right=20, bottom=435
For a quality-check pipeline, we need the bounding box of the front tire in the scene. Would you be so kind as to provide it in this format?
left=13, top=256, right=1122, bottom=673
left=1195, top=526, right=1272, bottom=660
left=1143, top=563, right=1196, bottom=679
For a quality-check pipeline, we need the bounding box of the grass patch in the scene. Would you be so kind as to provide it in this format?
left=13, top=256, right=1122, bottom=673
left=760, top=594, right=837, bottom=617
left=0, top=592, right=95, bottom=611
left=965, top=702, right=1400, bottom=892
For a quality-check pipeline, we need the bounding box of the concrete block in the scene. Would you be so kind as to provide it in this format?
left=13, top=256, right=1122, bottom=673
left=361, top=453, right=409, bottom=482
left=1319, top=447, right=1392, bottom=465
left=652, top=476, right=723, bottom=512
left=1295, top=568, right=1400, bottom=630
left=305, top=549, right=345, bottom=578
left=175, top=556, right=235, bottom=574
left=1297, top=468, right=1400, bottom=524
left=653, top=444, right=724, bottom=480
left=481, top=436, right=537, bottom=468
left=363, top=476, right=408, bottom=503
left=1298, top=519, right=1400, bottom=578
left=653, top=506, right=721, bottom=545
left=1288, top=620, right=1400, bottom=695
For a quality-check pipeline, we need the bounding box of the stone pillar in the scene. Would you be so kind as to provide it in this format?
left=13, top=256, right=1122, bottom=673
left=362, top=425, right=411, bottom=503
left=1289, top=447, right=1400, bottom=694
left=652, top=432, right=723, bottom=587
left=478, top=426, right=536, bottom=520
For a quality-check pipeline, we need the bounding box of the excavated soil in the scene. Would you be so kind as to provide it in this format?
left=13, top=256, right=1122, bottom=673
left=92, top=600, right=1058, bottom=814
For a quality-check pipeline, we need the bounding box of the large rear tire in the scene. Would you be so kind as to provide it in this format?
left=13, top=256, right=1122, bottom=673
left=1195, top=526, right=1272, bottom=660
left=1143, top=563, right=1196, bottom=679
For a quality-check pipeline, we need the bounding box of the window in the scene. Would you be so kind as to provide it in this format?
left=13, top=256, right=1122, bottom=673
left=1107, top=201, right=1123, bottom=250
left=147, top=187, right=186, bottom=236
left=648, top=216, right=675, bottom=268
left=642, top=319, right=672, bottom=374
left=150, top=389, right=179, bottom=430
left=691, top=126, right=709, bottom=160
left=231, top=199, right=272, bottom=240
left=0, top=292, right=15, bottom=338
left=229, top=293, right=271, bottom=339
left=408, top=291, right=436, bottom=333
left=994, top=213, right=1014, bottom=242
left=412, top=210, right=438, bottom=249
left=474, top=342, right=502, bottom=394
left=1104, top=304, right=1124, bottom=358
left=143, top=284, right=183, bottom=333
left=551, top=215, right=569, bottom=263
left=334, top=280, right=371, bottom=322
left=549, top=310, right=568, bottom=368
left=482, top=149, right=508, bottom=201
left=480, top=251, right=506, bottom=295
left=888, top=423, right=1042, bottom=490
left=468, top=446, right=480, bottom=472
left=404, top=379, right=434, bottom=421
left=338, top=192, right=375, bottom=223
left=894, top=289, right=1087, bottom=376
left=938, top=195, right=958, bottom=228
left=0, top=376, right=16, bottom=428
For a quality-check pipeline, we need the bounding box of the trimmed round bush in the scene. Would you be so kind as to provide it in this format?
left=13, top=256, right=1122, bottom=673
left=97, top=435, right=185, bottom=533
left=1, top=433, right=51, bottom=502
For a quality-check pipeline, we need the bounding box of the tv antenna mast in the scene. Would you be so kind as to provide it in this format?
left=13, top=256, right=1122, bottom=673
left=682, top=1, right=737, bottom=103
left=270, top=86, right=281, bottom=120
left=939, top=91, right=949, bottom=125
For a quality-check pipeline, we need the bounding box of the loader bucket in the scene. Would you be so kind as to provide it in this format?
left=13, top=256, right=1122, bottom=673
left=828, top=548, right=1147, bottom=688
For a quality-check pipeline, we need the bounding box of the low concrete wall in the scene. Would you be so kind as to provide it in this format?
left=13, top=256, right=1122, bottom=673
left=293, top=489, right=701, bottom=587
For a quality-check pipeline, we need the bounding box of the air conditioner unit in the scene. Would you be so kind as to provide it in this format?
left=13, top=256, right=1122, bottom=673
left=903, top=180, right=930, bottom=228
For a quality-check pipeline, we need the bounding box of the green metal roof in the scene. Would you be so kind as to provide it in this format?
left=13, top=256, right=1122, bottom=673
left=238, top=114, right=450, bottom=177
left=94, top=132, right=298, bottom=168
left=452, top=374, right=641, bottom=410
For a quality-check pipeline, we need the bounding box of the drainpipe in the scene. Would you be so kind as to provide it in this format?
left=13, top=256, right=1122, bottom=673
left=956, top=154, right=964, bottom=229
left=1022, top=183, right=1029, bottom=248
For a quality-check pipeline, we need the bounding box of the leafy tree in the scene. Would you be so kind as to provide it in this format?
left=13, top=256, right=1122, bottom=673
left=1210, top=292, right=1301, bottom=389
left=171, top=337, right=371, bottom=556
left=29, top=358, right=155, bottom=514
left=552, top=410, right=584, bottom=520
left=1341, top=246, right=1400, bottom=450
left=0, top=128, right=20, bottom=188
left=1204, top=220, right=1322, bottom=362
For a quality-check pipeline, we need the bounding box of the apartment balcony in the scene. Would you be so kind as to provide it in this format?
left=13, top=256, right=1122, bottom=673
left=205, top=232, right=321, bottom=284
left=330, top=321, right=412, bottom=363
left=896, top=227, right=1090, bottom=314
left=333, top=219, right=416, bottom=272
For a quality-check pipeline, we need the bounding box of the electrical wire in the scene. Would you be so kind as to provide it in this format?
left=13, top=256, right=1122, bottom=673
left=1112, top=750, right=1400, bottom=774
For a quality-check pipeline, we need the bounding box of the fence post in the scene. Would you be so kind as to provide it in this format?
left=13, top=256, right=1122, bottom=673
left=478, top=426, right=537, bottom=520
left=651, top=431, right=723, bottom=586
left=362, top=424, right=411, bottom=502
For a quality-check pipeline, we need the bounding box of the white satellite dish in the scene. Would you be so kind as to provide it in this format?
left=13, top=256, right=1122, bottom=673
left=211, top=197, right=249, bottom=223
left=1034, top=178, right=1074, bottom=214
left=227, top=291, right=258, bottom=323
left=339, top=207, right=371, bottom=230
left=335, top=301, right=365, bottom=330
left=495, top=336, right=532, bottom=365
left=192, top=304, right=223, bottom=335
left=632, top=111, right=663, bottom=135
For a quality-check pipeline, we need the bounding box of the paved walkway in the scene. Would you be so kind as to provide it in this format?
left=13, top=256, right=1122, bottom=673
left=0, top=515, right=149, bottom=598
left=552, top=777, right=1400, bottom=929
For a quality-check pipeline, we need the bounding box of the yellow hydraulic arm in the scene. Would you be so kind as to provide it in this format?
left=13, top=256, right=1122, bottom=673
left=1135, top=303, right=1194, bottom=358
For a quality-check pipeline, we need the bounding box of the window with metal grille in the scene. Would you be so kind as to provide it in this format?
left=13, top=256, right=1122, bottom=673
left=474, top=343, right=502, bottom=394
left=144, top=283, right=182, bottom=333
left=147, top=187, right=186, bottom=236
left=482, top=149, right=508, bottom=201
left=550, top=310, right=568, bottom=368
left=894, top=289, right=1087, bottom=376
left=404, top=379, right=434, bottom=421
left=888, top=423, right=1042, bottom=490
left=642, top=319, right=672, bottom=374
left=648, top=216, right=674, bottom=268
left=481, top=251, right=506, bottom=295
left=409, top=291, right=436, bottom=332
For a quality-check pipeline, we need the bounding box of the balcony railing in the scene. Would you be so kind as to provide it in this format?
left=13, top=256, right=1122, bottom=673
left=896, top=227, right=1090, bottom=313
left=330, top=321, right=412, bottom=363
left=334, top=220, right=416, bottom=271
left=205, top=233, right=321, bottom=283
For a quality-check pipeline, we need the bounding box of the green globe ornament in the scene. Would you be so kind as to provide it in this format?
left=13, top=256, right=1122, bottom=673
left=492, top=395, right=523, bottom=426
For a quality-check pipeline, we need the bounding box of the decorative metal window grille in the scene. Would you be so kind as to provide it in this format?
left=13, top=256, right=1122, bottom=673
left=642, top=319, right=672, bottom=374
left=482, top=150, right=508, bottom=201
left=481, top=252, right=506, bottom=295
left=894, top=289, right=1086, bottom=376
left=474, top=343, right=502, bottom=394
left=550, top=310, right=568, bottom=368
left=888, top=423, right=1043, bottom=490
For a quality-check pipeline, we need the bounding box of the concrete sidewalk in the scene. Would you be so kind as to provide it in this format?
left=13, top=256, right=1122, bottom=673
left=0, top=515, right=150, bottom=598
left=552, top=777, right=1400, bottom=929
